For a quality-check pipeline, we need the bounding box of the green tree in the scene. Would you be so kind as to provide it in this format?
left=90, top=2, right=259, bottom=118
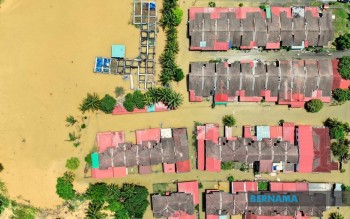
left=0, top=164, right=3, bottom=172
left=133, top=90, right=146, bottom=109
left=67, top=132, right=78, bottom=142
left=143, top=92, right=154, bottom=106
left=85, top=153, right=92, bottom=166
left=166, top=91, right=184, bottom=109
left=333, top=88, right=350, bottom=102
left=172, top=7, right=183, bottom=26
left=79, top=93, right=101, bottom=113
left=65, top=157, right=80, bottom=170
left=123, top=100, right=135, bottom=112
left=258, top=182, right=268, bottom=191
left=227, top=176, right=234, bottom=182
left=335, top=33, right=350, bottom=50
left=85, top=183, right=110, bottom=203
left=305, top=99, right=323, bottom=113
left=222, top=115, right=236, bottom=127
left=174, top=68, right=185, bottom=82
left=329, top=212, right=344, bottom=219
left=85, top=201, right=107, bottom=219
left=331, top=139, right=350, bottom=161
left=209, top=1, right=216, bottom=7
left=341, top=184, right=350, bottom=191
left=338, top=56, right=350, bottom=79
left=11, top=206, right=36, bottom=219
left=107, top=201, right=128, bottom=219
left=240, top=163, right=249, bottom=171
left=239, top=3, right=244, bottom=7
left=259, top=4, right=266, bottom=10
left=99, top=94, right=117, bottom=114
left=198, top=182, right=203, bottom=189
left=66, top=115, right=77, bottom=127
left=324, top=118, right=350, bottom=140
left=330, top=126, right=346, bottom=140
left=221, top=161, right=235, bottom=170
left=56, top=177, right=75, bottom=200
left=0, top=194, right=9, bottom=215
left=120, top=184, right=149, bottom=219
left=114, top=86, right=125, bottom=97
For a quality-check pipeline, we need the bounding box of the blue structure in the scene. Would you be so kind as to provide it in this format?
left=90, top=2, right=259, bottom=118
left=94, top=57, right=111, bottom=73
left=147, top=104, right=155, bottom=112
left=112, top=45, right=125, bottom=58
left=256, top=126, right=270, bottom=141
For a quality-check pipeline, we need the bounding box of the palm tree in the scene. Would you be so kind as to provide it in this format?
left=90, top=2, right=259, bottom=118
left=222, top=115, right=236, bottom=127
left=143, top=92, right=154, bottom=106
left=167, top=92, right=183, bottom=110
left=329, top=212, right=344, bottom=219
left=65, top=115, right=77, bottom=127
left=159, top=88, right=172, bottom=104
left=114, top=86, right=125, bottom=97
left=79, top=93, right=101, bottom=113
left=85, top=201, right=107, bottom=219
left=121, top=184, right=136, bottom=199
left=67, top=132, right=78, bottom=142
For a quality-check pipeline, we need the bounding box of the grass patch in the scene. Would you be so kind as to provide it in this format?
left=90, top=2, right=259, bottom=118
left=258, top=181, right=269, bottom=191
left=153, top=183, right=168, bottom=194
left=330, top=3, right=350, bottom=37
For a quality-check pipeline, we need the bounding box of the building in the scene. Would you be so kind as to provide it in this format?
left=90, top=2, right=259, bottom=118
left=151, top=181, right=199, bottom=219
left=188, top=59, right=340, bottom=107
left=91, top=128, right=191, bottom=179
left=188, top=6, right=333, bottom=50
left=205, top=181, right=341, bottom=219
left=197, top=123, right=338, bottom=173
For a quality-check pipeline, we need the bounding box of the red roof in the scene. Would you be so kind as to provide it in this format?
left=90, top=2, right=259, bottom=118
left=178, top=181, right=199, bottom=205
left=282, top=123, right=295, bottom=144
left=266, top=42, right=281, bottom=49
left=215, top=93, right=229, bottom=102
left=245, top=214, right=309, bottom=219
left=270, top=126, right=283, bottom=139
left=169, top=211, right=196, bottom=219
left=97, top=132, right=114, bottom=152
left=232, top=181, right=258, bottom=192
left=92, top=167, right=127, bottom=179
left=270, top=182, right=308, bottom=192
left=332, top=59, right=350, bottom=89
left=136, top=128, right=161, bottom=144
left=206, top=157, right=221, bottom=172
left=297, top=126, right=314, bottom=173
left=176, top=160, right=191, bottom=173
left=197, top=125, right=206, bottom=170
left=244, top=126, right=253, bottom=138
left=205, top=124, right=220, bottom=144
left=206, top=215, right=220, bottom=219
left=163, top=163, right=176, bottom=173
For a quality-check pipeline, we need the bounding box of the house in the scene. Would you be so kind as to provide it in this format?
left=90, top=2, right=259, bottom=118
left=198, top=123, right=338, bottom=173
left=188, top=59, right=335, bottom=107
left=91, top=128, right=191, bottom=179
left=151, top=181, right=199, bottom=219
left=188, top=6, right=333, bottom=51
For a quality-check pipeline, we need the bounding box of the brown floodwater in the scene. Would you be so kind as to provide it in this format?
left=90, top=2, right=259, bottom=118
left=0, top=0, right=349, bottom=218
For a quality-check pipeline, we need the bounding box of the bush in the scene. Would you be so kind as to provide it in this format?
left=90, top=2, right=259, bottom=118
left=66, top=157, right=80, bottom=170
left=331, top=139, right=350, bottom=161
left=114, top=86, right=125, bottom=97
left=341, top=184, right=350, bottom=191
left=0, top=163, right=3, bottom=172
left=258, top=182, right=268, bottom=191
left=338, top=56, right=350, bottom=79
left=133, top=90, right=146, bottom=109
left=209, top=1, right=216, bottom=7
left=0, top=193, right=9, bottom=215
left=123, top=100, right=135, bottom=112
left=227, top=176, right=234, bottom=182
left=173, top=68, right=185, bottom=82
left=56, top=176, right=76, bottom=200
left=239, top=3, right=243, bottom=7
left=340, top=169, right=346, bottom=173
left=278, top=119, right=285, bottom=126
left=324, top=118, right=350, bottom=140
left=85, top=154, right=92, bottom=166
left=79, top=93, right=100, bottom=113
left=198, top=182, right=203, bottom=189
left=329, top=212, right=344, bottom=219
left=333, top=88, right=350, bottom=102
left=259, top=4, right=266, bottom=10
left=99, top=94, right=117, bottom=114
left=222, top=115, right=236, bottom=127
left=221, top=161, right=235, bottom=170
left=240, top=163, right=249, bottom=171
left=305, top=99, right=323, bottom=113
left=11, top=205, right=36, bottom=219
left=335, top=33, right=350, bottom=51
left=172, top=7, right=183, bottom=26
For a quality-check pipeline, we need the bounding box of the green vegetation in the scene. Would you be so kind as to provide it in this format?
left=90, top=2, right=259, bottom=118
left=56, top=172, right=76, bottom=200
left=259, top=4, right=266, bottom=10
left=66, top=115, right=77, bottom=127
left=67, top=132, right=78, bottom=142
left=338, top=56, right=350, bottom=79
left=99, top=94, right=116, bottom=114
left=330, top=2, right=350, bottom=38
left=305, top=99, right=323, bottom=113
left=335, top=33, right=350, bottom=50
left=85, top=201, right=107, bottom=219
left=331, top=139, right=349, bottom=162
left=209, top=1, right=216, bottom=7
left=11, top=205, right=37, bottom=219
left=144, top=87, right=184, bottom=109
left=221, top=161, right=235, bottom=170
left=114, top=86, right=125, bottom=97
left=333, top=88, right=350, bottom=102
left=65, top=157, right=80, bottom=170
left=222, top=115, right=236, bottom=127
left=227, top=176, right=235, bottom=182
left=123, top=97, right=135, bottom=112
left=0, top=163, right=3, bottom=172
left=329, top=212, right=344, bottom=219
left=85, top=153, right=92, bottom=166
left=239, top=3, right=243, bottom=7
left=159, top=0, right=184, bottom=85
left=0, top=193, right=9, bottom=215
left=324, top=118, right=350, bottom=140
left=192, top=121, right=204, bottom=151
left=278, top=119, right=285, bottom=126
left=240, top=163, right=249, bottom=172
left=198, top=182, right=203, bottom=189
left=258, top=182, right=268, bottom=191
left=79, top=93, right=101, bottom=113
left=123, top=90, right=147, bottom=112
left=153, top=183, right=168, bottom=194
left=341, top=184, right=350, bottom=191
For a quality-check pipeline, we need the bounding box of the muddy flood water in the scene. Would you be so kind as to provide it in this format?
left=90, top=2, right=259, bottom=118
left=0, top=0, right=349, bottom=218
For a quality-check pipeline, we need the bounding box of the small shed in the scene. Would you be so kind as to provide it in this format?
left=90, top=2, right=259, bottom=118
left=111, top=45, right=125, bottom=58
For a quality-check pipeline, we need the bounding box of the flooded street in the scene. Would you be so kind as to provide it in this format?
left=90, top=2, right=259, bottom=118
left=0, top=0, right=349, bottom=218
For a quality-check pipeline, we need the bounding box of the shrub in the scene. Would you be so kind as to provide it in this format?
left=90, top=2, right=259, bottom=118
left=278, top=119, right=285, bottom=126
left=240, top=163, right=249, bottom=171
left=324, top=118, right=350, bottom=140
left=335, top=33, right=350, bottom=51
left=341, top=184, right=350, bottom=191
left=338, top=56, right=350, bottom=79
left=258, top=182, right=268, bottom=191
left=114, top=86, right=125, bottom=97
left=329, top=212, right=344, bottom=219
left=133, top=90, right=146, bottom=109
left=56, top=176, right=76, bottom=200
left=79, top=93, right=100, bottom=113
left=198, top=182, right=203, bottom=189
left=340, top=169, right=346, bottom=173
left=239, top=3, right=243, bottom=7
left=209, top=1, right=216, bottom=7
left=0, top=163, right=3, bottom=172
left=0, top=193, right=9, bottom=215
left=173, top=68, right=185, bottom=82
left=99, top=94, right=117, bottom=114
left=172, top=7, right=183, bottom=26
left=66, top=157, right=80, bottom=170
left=331, top=139, right=350, bottom=161
left=259, top=4, right=266, bottom=10
left=221, top=161, right=235, bottom=170
left=66, top=115, right=77, bottom=127
left=123, top=100, right=135, bottom=112
left=305, top=99, right=323, bottom=113
left=85, top=154, right=92, bottom=166
left=222, top=115, right=236, bottom=127
left=333, top=88, right=350, bottom=102
left=81, top=124, right=86, bottom=129
left=227, top=176, right=234, bottom=182
left=11, top=205, right=36, bottom=219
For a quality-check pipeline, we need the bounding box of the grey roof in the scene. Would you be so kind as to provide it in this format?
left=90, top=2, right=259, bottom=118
left=189, top=59, right=334, bottom=101
left=98, top=128, right=189, bottom=169
left=205, top=191, right=236, bottom=215
left=152, top=193, right=194, bottom=218
left=188, top=7, right=333, bottom=50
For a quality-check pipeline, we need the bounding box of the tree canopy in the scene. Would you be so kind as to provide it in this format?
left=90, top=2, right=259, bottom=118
left=338, top=56, right=350, bottom=79
left=324, top=118, right=350, bottom=140
left=173, top=68, right=185, bottom=82
left=335, top=33, right=350, bottom=50
left=331, top=139, right=350, bottom=161
left=65, top=157, right=80, bottom=170
left=172, top=7, right=183, bottom=26
left=221, top=161, right=235, bottom=170
left=79, top=93, right=101, bottom=113
left=114, top=86, right=125, bottom=97
left=0, top=193, right=9, bottom=215
left=329, top=212, right=344, bottom=219
left=305, top=99, right=323, bottom=113
left=333, top=88, right=350, bottom=102
left=209, top=1, right=216, bottom=7
left=99, top=94, right=117, bottom=114
left=222, top=115, right=236, bottom=127
left=56, top=176, right=76, bottom=200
